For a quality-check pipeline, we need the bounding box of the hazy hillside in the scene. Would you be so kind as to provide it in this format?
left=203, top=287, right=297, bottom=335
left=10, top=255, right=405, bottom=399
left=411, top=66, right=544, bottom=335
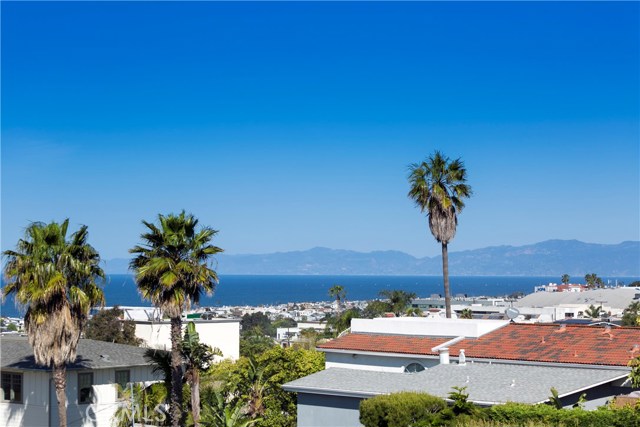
left=104, top=240, right=640, bottom=276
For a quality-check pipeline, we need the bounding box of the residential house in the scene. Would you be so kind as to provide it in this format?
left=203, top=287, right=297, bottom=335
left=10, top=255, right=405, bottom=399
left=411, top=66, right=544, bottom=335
left=283, top=317, right=640, bottom=427
left=1, top=335, right=160, bottom=427
left=133, top=318, right=240, bottom=361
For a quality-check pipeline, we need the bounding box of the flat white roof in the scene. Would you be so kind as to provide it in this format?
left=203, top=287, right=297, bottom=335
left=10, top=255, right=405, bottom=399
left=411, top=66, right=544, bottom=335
left=350, top=317, right=509, bottom=338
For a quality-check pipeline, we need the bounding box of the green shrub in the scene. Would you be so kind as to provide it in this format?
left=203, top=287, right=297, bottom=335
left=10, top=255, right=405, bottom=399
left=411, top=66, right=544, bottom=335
left=359, top=392, right=447, bottom=427
left=484, top=403, right=640, bottom=427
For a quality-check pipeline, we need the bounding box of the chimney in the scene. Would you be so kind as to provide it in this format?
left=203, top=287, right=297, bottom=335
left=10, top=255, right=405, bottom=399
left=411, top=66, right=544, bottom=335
left=439, top=347, right=450, bottom=365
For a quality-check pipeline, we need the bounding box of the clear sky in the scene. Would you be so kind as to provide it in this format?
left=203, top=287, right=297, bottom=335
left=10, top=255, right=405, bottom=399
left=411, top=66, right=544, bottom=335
left=2, top=2, right=639, bottom=260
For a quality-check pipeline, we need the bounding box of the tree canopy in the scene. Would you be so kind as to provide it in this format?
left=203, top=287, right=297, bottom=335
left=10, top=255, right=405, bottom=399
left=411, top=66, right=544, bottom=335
left=85, top=306, right=142, bottom=346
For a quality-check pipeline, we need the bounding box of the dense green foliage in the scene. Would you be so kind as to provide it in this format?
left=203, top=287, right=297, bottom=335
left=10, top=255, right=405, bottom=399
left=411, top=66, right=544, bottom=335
left=485, top=403, right=640, bottom=427
left=206, top=346, right=325, bottom=427
left=360, top=392, right=447, bottom=427
left=378, top=289, right=417, bottom=316
left=359, top=392, right=640, bottom=427
left=85, top=306, right=142, bottom=346
left=622, top=301, right=640, bottom=326
left=629, top=356, right=640, bottom=387
left=325, top=307, right=362, bottom=337
left=241, top=312, right=275, bottom=336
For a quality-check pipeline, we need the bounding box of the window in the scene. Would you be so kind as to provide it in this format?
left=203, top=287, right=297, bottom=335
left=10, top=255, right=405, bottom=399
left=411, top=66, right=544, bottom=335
left=78, top=373, right=94, bottom=404
left=1, top=372, right=22, bottom=403
left=404, top=362, right=425, bottom=373
left=115, top=370, right=130, bottom=399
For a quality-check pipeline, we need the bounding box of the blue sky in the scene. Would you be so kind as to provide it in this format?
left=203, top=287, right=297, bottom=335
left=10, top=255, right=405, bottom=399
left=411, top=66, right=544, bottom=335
left=2, top=2, right=639, bottom=259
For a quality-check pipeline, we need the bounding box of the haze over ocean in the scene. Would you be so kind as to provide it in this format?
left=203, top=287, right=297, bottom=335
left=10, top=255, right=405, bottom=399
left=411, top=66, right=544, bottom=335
left=2, top=275, right=639, bottom=318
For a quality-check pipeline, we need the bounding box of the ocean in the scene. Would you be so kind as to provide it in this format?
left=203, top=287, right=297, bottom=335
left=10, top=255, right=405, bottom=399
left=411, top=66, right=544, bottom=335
left=1, top=274, right=637, bottom=318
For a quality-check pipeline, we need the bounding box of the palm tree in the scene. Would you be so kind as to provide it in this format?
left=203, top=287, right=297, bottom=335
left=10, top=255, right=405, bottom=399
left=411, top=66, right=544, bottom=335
left=130, top=211, right=223, bottom=427
left=182, top=321, right=221, bottom=427
left=328, top=285, right=346, bottom=311
left=584, top=304, right=603, bottom=319
left=201, top=391, right=261, bottom=427
left=459, top=308, right=473, bottom=319
left=561, top=274, right=570, bottom=285
left=408, top=151, right=472, bottom=318
left=3, top=220, right=105, bottom=427
left=585, top=273, right=604, bottom=289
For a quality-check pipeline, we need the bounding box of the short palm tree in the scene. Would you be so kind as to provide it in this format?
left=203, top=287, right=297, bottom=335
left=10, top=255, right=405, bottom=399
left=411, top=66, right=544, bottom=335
left=130, top=211, right=223, bottom=427
left=182, top=321, right=221, bottom=427
left=584, top=304, right=603, bottom=319
left=3, top=220, right=105, bottom=427
left=561, top=274, right=570, bottom=285
left=408, top=151, right=472, bottom=318
left=328, top=285, right=346, bottom=311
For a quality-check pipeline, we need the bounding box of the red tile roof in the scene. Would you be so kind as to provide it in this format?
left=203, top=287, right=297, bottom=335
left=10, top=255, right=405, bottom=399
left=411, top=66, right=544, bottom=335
left=449, top=323, right=640, bottom=367
left=318, top=324, right=640, bottom=367
left=318, top=333, right=450, bottom=356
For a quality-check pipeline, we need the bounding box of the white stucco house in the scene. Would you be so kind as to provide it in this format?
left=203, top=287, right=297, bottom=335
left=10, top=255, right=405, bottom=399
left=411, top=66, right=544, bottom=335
left=1, top=335, right=161, bottom=427
left=283, top=317, right=639, bottom=427
left=114, top=306, right=241, bottom=361
left=133, top=318, right=240, bottom=361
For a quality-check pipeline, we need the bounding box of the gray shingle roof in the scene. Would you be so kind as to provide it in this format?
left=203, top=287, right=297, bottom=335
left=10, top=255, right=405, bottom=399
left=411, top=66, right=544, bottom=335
left=1, top=336, right=155, bottom=371
left=283, top=363, right=630, bottom=405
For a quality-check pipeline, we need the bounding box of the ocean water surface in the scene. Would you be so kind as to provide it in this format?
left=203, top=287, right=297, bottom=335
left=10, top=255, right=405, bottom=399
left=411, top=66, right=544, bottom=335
left=2, top=274, right=637, bottom=318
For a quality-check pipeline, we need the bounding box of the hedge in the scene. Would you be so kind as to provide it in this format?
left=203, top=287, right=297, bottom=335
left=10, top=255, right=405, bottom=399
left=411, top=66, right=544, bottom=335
left=359, top=392, right=447, bottom=427
left=484, top=403, right=640, bottom=427
left=359, top=393, right=640, bottom=427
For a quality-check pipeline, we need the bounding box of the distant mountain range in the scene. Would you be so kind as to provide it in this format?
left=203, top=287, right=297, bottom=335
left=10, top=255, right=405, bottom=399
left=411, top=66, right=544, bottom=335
left=103, top=240, right=640, bottom=276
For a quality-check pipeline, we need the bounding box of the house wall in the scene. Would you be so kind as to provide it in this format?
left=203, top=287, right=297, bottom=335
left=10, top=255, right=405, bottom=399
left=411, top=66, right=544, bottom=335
left=2, top=365, right=157, bottom=427
left=1, top=369, right=49, bottom=427
left=297, top=392, right=363, bottom=427
left=134, top=319, right=240, bottom=360
left=325, top=352, right=439, bottom=373
left=350, top=318, right=508, bottom=338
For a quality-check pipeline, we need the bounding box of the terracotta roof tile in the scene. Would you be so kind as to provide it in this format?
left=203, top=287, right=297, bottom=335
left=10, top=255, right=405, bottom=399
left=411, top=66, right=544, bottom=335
left=449, top=323, right=640, bottom=367
left=318, top=324, right=640, bottom=367
left=318, top=333, right=450, bottom=356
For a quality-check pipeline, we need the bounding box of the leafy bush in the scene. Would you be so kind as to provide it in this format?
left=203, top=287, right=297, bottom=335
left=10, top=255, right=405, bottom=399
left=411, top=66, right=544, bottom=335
left=484, top=403, right=640, bottom=427
left=359, top=392, right=447, bottom=427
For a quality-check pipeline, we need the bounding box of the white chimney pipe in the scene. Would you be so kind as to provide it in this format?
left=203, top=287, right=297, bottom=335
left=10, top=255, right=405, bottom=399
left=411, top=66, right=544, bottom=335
left=439, top=347, right=450, bottom=365
left=459, top=349, right=466, bottom=365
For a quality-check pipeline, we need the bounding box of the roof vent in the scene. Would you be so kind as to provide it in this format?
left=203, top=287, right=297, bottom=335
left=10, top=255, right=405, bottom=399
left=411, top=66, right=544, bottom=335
left=100, top=354, right=111, bottom=361
left=555, top=324, right=567, bottom=333
left=458, top=349, right=466, bottom=366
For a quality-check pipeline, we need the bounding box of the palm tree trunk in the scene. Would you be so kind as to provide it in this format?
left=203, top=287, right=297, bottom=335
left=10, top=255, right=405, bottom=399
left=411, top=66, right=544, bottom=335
left=170, top=316, right=184, bottom=427
left=191, top=368, right=201, bottom=427
left=442, top=242, right=452, bottom=318
left=53, top=363, right=68, bottom=427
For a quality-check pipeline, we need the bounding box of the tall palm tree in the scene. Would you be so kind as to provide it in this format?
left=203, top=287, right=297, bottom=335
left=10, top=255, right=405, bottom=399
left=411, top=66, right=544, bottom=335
left=3, top=220, right=105, bottom=427
left=408, top=151, right=472, bottom=318
left=130, top=211, right=223, bottom=427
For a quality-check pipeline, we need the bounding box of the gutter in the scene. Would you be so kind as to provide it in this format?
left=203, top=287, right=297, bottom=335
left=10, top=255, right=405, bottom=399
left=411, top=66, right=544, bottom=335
left=318, top=347, right=439, bottom=360
left=282, top=385, right=513, bottom=407
left=532, top=372, right=631, bottom=404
